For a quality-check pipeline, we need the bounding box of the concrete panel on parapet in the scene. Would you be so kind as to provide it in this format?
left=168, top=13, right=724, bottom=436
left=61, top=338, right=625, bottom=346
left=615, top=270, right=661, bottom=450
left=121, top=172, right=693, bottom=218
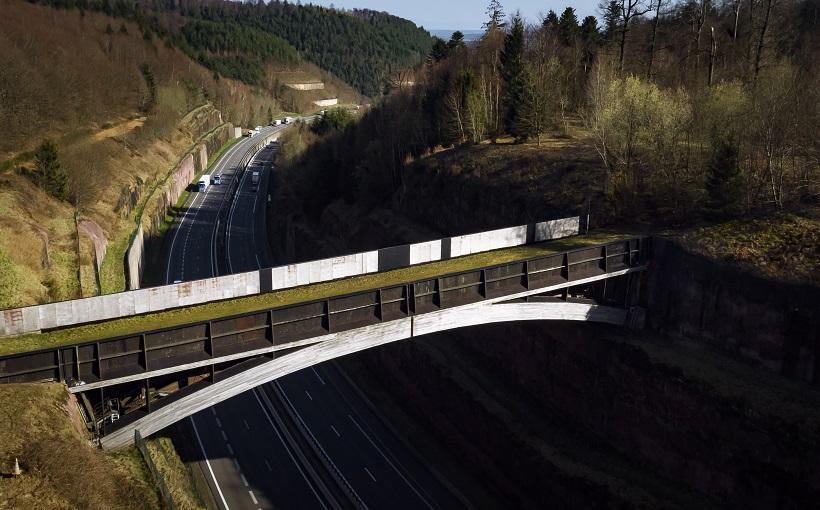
left=409, top=240, right=442, bottom=265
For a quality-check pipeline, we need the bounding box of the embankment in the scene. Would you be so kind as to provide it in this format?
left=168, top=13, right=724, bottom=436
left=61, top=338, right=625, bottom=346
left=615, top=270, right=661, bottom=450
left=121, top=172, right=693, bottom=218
left=125, top=119, right=234, bottom=290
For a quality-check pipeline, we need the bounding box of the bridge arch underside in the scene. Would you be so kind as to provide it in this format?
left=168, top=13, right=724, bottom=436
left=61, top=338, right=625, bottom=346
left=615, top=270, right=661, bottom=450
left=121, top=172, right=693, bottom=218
left=97, top=274, right=641, bottom=449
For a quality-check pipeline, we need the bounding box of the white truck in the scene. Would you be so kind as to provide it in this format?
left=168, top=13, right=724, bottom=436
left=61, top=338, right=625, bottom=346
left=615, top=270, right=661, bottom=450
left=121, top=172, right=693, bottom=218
left=198, top=174, right=210, bottom=192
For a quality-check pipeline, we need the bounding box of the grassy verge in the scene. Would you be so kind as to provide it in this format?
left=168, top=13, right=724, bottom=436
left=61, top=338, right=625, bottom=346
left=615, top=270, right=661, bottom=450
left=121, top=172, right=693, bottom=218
left=0, top=383, right=161, bottom=509
left=674, top=212, right=820, bottom=285
left=145, top=432, right=213, bottom=510
left=0, top=232, right=629, bottom=355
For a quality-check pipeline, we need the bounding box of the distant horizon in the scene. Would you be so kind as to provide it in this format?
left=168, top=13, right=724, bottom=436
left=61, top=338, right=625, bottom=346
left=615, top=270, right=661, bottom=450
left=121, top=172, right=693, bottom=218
left=304, top=1, right=600, bottom=31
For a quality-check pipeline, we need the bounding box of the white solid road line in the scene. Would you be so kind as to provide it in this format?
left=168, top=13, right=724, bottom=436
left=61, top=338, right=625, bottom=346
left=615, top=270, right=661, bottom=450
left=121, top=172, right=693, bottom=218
left=165, top=136, right=248, bottom=284
left=191, top=416, right=231, bottom=510
left=251, top=389, right=330, bottom=509
left=347, top=413, right=434, bottom=509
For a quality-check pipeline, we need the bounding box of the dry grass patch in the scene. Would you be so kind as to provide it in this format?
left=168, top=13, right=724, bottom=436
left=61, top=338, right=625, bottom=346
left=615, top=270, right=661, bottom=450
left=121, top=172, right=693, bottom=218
left=0, top=383, right=160, bottom=510
left=675, top=212, right=820, bottom=284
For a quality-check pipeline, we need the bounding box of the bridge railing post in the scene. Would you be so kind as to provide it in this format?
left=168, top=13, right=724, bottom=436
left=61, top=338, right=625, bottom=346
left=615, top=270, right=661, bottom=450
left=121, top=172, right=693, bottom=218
left=523, top=261, right=530, bottom=291
left=74, top=345, right=80, bottom=383
left=376, top=289, right=384, bottom=321
left=563, top=253, right=570, bottom=282
left=268, top=309, right=276, bottom=345
left=56, top=349, right=63, bottom=382
left=141, top=333, right=148, bottom=372
left=205, top=321, right=213, bottom=358
left=480, top=268, right=487, bottom=298
left=95, top=342, right=103, bottom=380
left=325, top=299, right=332, bottom=333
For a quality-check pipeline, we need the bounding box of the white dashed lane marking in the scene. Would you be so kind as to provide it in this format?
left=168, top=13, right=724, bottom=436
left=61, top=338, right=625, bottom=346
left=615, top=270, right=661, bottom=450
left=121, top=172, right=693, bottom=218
left=311, top=367, right=326, bottom=386
left=331, top=425, right=341, bottom=438
left=365, top=467, right=377, bottom=482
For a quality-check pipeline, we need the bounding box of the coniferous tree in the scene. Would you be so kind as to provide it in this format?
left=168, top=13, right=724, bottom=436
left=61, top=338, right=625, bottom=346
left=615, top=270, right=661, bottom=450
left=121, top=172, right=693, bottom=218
left=705, top=137, right=742, bottom=216
left=484, top=0, right=506, bottom=31
left=430, top=37, right=450, bottom=62
left=33, top=140, right=69, bottom=201
left=543, top=10, right=559, bottom=32
left=448, top=31, right=466, bottom=51
left=500, top=14, right=527, bottom=141
left=558, top=8, right=580, bottom=46
left=602, top=1, right=622, bottom=42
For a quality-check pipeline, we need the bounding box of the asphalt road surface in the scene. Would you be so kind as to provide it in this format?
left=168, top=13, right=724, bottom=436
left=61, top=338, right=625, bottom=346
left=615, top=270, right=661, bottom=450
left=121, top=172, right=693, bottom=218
left=163, top=123, right=470, bottom=509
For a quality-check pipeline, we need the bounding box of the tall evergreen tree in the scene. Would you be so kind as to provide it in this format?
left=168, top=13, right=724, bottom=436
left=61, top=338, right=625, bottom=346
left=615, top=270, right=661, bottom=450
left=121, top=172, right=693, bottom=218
left=500, top=14, right=527, bottom=140
left=33, top=139, right=69, bottom=201
left=602, top=1, right=622, bottom=42
left=558, top=7, right=580, bottom=46
left=483, top=0, right=506, bottom=31
left=447, top=31, right=466, bottom=51
left=543, top=10, right=559, bottom=32
left=705, top=137, right=742, bottom=216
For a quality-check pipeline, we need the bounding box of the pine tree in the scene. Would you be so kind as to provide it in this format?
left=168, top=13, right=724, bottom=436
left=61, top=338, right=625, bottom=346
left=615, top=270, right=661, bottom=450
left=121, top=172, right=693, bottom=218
left=543, top=10, right=559, bottom=32
left=705, top=137, right=742, bottom=216
left=33, top=140, right=69, bottom=201
left=447, top=31, right=466, bottom=51
left=139, top=63, right=157, bottom=113
left=500, top=14, right=526, bottom=140
left=511, top=65, right=544, bottom=143
left=483, top=0, right=506, bottom=31
left=602, top=1, right=622, bottom=42
left=558, top=7, right=579, bottom=46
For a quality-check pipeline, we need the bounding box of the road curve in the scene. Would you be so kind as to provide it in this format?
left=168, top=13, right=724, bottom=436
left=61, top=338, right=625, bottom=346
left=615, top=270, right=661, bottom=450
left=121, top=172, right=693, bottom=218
left=163, top=127, right=334, bottom=510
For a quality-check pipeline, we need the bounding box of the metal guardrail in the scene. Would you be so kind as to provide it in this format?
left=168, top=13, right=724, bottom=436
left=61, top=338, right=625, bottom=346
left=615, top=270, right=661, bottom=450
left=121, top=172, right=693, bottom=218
left=135, top=429, right=178, bottom=510
left=0, top=238, right=651, bottom=387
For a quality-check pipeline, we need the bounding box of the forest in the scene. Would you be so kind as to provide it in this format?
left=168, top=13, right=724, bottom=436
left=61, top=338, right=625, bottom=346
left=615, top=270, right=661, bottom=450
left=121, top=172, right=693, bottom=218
left=22, top=0, right=433, bottom=95
left=280, top=0, right=819, bottom=225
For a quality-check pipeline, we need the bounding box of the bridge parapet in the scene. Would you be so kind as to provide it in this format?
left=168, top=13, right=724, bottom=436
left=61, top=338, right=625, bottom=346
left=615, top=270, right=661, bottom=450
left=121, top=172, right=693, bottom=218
left=0, top=237, right=651, bottom=391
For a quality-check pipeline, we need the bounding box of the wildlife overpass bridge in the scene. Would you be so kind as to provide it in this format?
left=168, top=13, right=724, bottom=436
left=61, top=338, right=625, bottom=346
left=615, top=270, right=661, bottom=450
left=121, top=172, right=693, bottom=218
left=0, top=237, right=651, bottom=448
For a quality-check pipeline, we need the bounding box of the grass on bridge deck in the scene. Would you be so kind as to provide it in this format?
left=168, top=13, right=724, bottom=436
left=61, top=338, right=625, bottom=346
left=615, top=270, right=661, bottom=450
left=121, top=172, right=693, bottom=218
left=0, top=232, right=630, bottom=356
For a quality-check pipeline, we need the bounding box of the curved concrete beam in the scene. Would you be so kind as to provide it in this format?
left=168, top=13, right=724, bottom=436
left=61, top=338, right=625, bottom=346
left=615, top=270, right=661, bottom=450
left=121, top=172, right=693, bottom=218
left=101, top=302, right=626, bottom=449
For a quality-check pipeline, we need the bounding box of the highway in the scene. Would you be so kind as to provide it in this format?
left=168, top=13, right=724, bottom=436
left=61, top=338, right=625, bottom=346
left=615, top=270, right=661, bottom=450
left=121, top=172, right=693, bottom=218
left=163, top=121, right=470, bottom=509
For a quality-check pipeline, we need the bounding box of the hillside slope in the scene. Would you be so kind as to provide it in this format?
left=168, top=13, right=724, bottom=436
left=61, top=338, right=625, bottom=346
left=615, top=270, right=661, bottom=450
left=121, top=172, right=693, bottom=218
left=0, top=383, right=159, bottom=509
left=0, top=0, right=357, bottom=308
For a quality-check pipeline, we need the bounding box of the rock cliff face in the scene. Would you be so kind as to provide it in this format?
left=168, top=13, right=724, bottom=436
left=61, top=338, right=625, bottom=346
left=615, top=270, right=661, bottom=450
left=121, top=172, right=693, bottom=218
left=648, top=238, right=820, bottom=384
left=360, top=320, right=820, bottom=508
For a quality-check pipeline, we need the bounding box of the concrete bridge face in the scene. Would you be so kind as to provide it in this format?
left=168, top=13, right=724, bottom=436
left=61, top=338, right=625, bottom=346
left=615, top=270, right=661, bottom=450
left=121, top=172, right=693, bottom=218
left=0, top=238, right=651, bottom=446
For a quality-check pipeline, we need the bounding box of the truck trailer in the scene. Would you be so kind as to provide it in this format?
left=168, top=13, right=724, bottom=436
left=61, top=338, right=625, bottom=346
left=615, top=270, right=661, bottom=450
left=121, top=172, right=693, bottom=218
left=198, top=174, right=210, bottom=192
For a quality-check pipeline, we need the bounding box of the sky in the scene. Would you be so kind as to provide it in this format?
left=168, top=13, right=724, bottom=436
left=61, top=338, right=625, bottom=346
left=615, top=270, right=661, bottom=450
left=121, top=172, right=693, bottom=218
left=304, top=0, right=600, bottom=31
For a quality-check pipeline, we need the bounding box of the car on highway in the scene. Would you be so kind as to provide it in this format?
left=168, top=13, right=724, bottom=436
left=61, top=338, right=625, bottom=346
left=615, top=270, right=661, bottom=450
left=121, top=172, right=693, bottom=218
left=212, top=175, right=221, bottom=185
